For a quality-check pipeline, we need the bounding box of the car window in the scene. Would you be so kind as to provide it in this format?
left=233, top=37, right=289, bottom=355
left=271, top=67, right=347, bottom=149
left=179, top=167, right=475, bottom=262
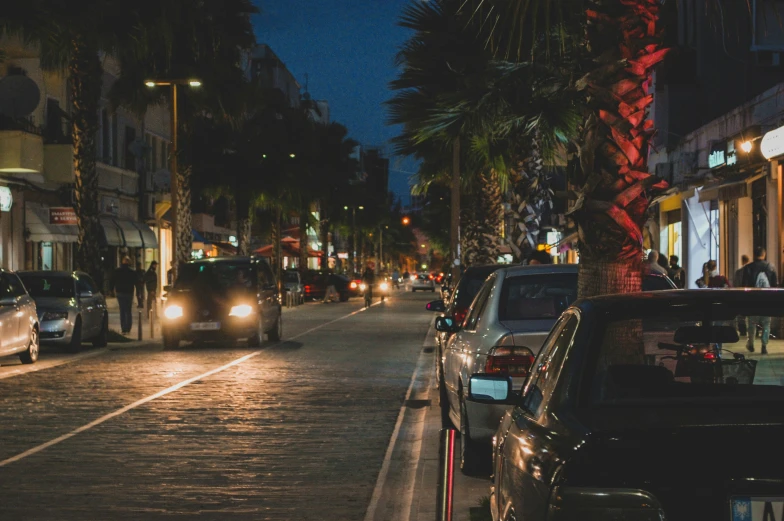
left=284, top=271, right=299, bottom=283
left=78, top=274, right=99, bottom=294
left=7, top=273, right=28, bottom=297
left=259, top=261, right=275, bottom=288
left=0, top=275, right=12, bottom=299
left=642, top=274, right=675, bottom=291
left=499, top=273, right=577, bottom=321
left=176, top=263, right=256, bottom=292
left=76, top=277, right=92, bottom=295
left=463, top=281, right=493, bottom=331
left=521, top=313, right=579, bottom=418
left=21, top=275, right=75, bottom=298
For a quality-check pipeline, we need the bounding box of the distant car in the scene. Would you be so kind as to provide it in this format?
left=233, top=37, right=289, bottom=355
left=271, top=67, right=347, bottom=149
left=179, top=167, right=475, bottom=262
left=302, top=270, right=351, bottom=301
left=162, top=257, right=282, bottom=348
left=481, top=290, right=784, bottom=521
left=409, top=273, right=435, bottom=292
left=19, top=271, right=108, bottom=352
left=283, top=270, right=304, bottom=304
left=0, top=269, right=39, bottom=364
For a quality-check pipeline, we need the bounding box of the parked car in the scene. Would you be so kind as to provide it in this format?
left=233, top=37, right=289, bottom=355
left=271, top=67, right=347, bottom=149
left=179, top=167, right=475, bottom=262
left=0, top=269, right=39, bottom=364
left=409, top=272, right=436, bottom=292
left=18, top=271, right=108, bottom=352
left=435, top=264, right=578, bottom=473
left=161, top=257, right=282, bottom=348
left=476, top=289, right=784, bottom=521
left=283, top=270, right=304, bottom=304
left=431, top=264, right=679, bottom=474
left=302, top=270, right=351, bottom=301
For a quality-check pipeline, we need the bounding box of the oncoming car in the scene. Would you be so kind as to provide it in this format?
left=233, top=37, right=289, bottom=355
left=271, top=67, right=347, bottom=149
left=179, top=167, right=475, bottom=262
left=162, top=257, right=282, bottom=348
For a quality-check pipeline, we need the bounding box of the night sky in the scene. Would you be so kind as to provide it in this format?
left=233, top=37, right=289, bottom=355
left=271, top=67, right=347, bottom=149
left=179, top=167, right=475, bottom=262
left=253, top=1, right=417, bottom=204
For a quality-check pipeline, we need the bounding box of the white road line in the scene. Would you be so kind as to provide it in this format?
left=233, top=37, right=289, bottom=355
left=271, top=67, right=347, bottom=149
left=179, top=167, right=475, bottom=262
left=364, top=321, right=434, bottom=521
left=0, top=301, right=381, bottom=468
left=0, top=348, right=108, bottom=380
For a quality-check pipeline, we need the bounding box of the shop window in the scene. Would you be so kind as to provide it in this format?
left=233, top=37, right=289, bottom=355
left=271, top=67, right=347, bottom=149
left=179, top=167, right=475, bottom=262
left=41, top=242, right=53, bottom=271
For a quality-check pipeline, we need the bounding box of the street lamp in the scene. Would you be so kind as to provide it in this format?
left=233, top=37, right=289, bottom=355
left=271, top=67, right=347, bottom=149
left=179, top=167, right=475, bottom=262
left=402, top=216, right=410, bottom=226
left=145, top=78, right=201, bottom=281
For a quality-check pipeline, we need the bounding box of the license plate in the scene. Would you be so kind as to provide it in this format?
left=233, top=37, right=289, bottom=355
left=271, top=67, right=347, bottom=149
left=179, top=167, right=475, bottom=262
left=731, top=498, right=784, bottom=521
left=190, top=322, right=220, bottom=331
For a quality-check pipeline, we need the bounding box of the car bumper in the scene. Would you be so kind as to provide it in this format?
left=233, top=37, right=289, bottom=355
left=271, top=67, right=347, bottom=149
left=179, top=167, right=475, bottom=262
left=162, top=316, right=258, bottom=341
left=38, top=318, right=74, bottom=344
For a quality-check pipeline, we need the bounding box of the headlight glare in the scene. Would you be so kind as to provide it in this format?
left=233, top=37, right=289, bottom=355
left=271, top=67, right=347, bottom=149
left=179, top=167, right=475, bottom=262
left=164, top=305, right=184, bottom=319
left=229, top=304, right=254, bottom=318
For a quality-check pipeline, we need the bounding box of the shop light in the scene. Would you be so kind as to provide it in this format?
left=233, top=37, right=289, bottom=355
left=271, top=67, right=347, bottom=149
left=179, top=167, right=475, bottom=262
left=740, top=140, right=753, bottom=153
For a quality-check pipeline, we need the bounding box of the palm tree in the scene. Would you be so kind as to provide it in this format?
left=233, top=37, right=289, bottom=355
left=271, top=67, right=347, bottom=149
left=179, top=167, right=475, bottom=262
left=110, top=0, right=256, bottom=267
left=2, top=0, right=136, bottom=285
left=470, top=0, right=670, bottom=299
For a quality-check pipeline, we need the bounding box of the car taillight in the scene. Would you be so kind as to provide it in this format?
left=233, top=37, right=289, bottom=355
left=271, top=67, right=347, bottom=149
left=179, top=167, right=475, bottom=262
left=453, top=306, right=468, bottom=326
left=350, top=281, right=357, bottom=289
left=485, top=346, right=535, bottom=377
left=304, top=285, right=312, bottom=294
left=703, top=351, right=717, bottom=361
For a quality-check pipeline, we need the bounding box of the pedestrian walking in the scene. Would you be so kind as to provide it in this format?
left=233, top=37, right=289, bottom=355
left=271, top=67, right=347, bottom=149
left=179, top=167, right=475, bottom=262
left=742, top=247, right=777, bottom=354
left=134, top=260, right=145, bottom=309
left=667, top=255, right=686, bottom=288
left=392, top=268, right=400, bottom=289
left=322, top=270, right=339, bottom=303
left=144, top=261, right=159, bottom=315
left=695, top=259, right=730, bottom=288
left=643, top=251, right=668, bottom=275
left=113, top=257, right=138, bottom=334
left=733, top=254, right=751, bottom=336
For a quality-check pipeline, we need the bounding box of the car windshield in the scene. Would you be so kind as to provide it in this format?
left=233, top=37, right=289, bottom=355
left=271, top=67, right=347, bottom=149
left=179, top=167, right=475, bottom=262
left=284, top=272, right=299, bottom=283
left=586, top=302, right=784, bottom=407
left=19, top=275, right=74, bottom=298
left=498, top=273, right=578, bottom=320
left=175, top=263, right=255, bottom=292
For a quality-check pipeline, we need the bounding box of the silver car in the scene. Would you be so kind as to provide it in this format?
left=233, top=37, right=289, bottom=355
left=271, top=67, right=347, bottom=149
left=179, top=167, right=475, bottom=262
left=283, top=270, right=304, bottom=304
left=18, top=271, right=108, bottom=352
left=436, top=264, right=578, bottom=474
left=409, top=272, right=436, bottom=292
left=0, top=269, right=40, bottom=364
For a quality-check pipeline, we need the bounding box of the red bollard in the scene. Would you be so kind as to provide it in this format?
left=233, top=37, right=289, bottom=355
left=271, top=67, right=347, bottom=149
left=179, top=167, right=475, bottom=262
left=437, top=428, right=456, bottom=521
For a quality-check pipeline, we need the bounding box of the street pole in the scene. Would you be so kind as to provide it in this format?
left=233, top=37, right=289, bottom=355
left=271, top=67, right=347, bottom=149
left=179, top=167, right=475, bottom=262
left=170, top=84, right=179, bottom=282
left=277, top=207, right=283, bottom=295
left=352, top=207, right=357, bottom=274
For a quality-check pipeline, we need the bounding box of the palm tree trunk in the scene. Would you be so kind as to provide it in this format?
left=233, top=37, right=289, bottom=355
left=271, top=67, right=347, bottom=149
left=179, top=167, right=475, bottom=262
left=175, top=164, right=192, bottom=268
left=236, top=195, right=251, bottom=256
left=450, top=137, right=461, bottom=280
left=69, top=37, right=103, bottom=287
left=271, top=210, right=281, bottom=276
left=320, top=216, right=330, bottom=270
left=572, top=0, right=669, bottom=299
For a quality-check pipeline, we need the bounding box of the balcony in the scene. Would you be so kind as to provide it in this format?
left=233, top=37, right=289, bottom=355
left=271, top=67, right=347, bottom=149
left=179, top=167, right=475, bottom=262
left=0, top=115, right=44, bottom=178
left=43, top=143, right=74, bottom=183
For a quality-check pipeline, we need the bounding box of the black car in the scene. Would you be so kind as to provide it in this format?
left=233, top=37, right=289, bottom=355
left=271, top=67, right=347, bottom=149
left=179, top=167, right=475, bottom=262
left=302, top=270, right=351, bottom=301
left=472, top=290, right=784, bottom=521
left=161, top=257, right=282, bottom=348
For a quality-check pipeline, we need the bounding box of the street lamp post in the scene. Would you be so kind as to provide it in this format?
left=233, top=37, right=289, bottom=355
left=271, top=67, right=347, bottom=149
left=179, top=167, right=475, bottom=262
left=344, top=205, right=364, bottom=274
left=144, top=79, right=201, bottom=282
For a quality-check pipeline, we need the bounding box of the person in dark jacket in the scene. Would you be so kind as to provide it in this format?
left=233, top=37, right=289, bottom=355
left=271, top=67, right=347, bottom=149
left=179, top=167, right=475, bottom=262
left=143, top=261, right=158, bottom=314
left=742, top=247, right=778, bottom=354
left=135, top=260, right=145, bottom=309
left=113, top=257, right=138, bottom=334
left=667, top=255, right=686, bottom=289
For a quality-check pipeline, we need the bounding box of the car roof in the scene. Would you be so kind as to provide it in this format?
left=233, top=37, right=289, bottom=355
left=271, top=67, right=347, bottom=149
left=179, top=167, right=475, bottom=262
left=573, top=288, right=784, bottom=313
left=460, top=264, right=507, bottom=279
left=18, top=271, right=79, bottom=278
left=498, top=264, right=578, bottom=278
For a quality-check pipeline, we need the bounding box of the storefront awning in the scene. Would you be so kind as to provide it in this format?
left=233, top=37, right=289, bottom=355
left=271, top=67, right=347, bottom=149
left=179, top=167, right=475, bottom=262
left=100, top=217, right=124, bottom=246
left=25, top=202, right=79, bottom=243
left=99, top=217, right=158, bottom=248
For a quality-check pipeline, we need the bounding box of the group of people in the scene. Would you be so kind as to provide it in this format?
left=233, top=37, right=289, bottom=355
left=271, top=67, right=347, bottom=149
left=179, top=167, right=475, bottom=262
left=112, top=257, right=160, bottom=334
left=642, top=251, right=687, bottom=288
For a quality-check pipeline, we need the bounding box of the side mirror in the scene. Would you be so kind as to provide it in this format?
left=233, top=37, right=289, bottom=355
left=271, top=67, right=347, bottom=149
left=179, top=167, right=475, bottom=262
left=163, top=285, right=172, bottom=292
left=435, top=316, right=460, bottom=333
left=0, top=296, right=16, bottom=306
left=468, top=374, right=513, bottom=403
left=426, top=299, right=446, bottom=312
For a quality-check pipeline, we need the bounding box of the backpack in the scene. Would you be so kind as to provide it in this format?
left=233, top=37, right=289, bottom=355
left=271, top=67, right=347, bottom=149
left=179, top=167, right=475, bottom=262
left=756, top=270, right=771, bottom=288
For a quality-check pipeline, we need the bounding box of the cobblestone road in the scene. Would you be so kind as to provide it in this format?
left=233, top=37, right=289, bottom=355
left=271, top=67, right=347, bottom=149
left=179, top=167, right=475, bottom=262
left=0, top=291, right=433, bottom=520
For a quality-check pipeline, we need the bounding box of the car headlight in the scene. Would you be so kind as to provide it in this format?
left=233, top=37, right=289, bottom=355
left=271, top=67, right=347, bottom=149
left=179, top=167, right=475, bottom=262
left=164, top=305, right=184, bottom=319
left=360, top=283, right=367, bottom=291
left=229, top=304, right=254, bottom=318
left=380, top=282, right=389, bottom=291
left=350, top=281, right=358, bottom=289
left=42, top=311, right=68, bottom=321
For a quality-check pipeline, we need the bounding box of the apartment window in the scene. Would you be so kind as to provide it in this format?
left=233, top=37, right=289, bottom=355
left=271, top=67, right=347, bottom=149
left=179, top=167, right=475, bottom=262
left=125, top=126, right=136, bottom=171
left=101, top=109, right=110, bottom=162
left=111, top=113, right=118, bottom=166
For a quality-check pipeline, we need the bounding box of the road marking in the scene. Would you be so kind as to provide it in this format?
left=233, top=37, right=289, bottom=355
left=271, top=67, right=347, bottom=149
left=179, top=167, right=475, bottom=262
left=364, top=320, right=435, bottom=521
left=0, top=300, right=383, bottom=468
left=0, top=348, right=109, bottom=380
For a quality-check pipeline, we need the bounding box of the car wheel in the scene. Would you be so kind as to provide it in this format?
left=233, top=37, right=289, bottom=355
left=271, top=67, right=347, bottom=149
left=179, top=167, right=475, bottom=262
left=268, top=313, right=282, bottom=341
left=68, top=318, right=82, bottom=353
left=248, top=316, right=263, bottom=347
left=92, top=314, right=108, bottom=348
left=460, top=394, right=484, bottom=476
left=19, top=327, right=39, bottom=364
left=162, top=331, right=180, bottom=349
